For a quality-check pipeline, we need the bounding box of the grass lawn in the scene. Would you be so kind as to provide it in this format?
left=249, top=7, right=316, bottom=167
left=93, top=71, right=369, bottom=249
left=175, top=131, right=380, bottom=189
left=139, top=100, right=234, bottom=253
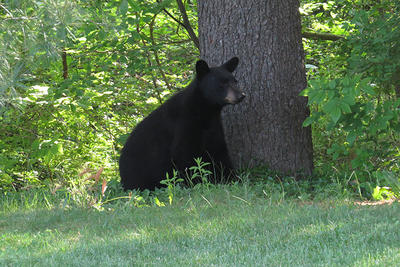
left=1, top=185, right=399, bottom=266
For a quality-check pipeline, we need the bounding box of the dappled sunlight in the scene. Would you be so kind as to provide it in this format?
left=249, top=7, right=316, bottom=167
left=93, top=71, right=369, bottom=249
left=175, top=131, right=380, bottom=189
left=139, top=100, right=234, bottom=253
left=1, top=199, right=400, bottom=265
left=354, top=199, right=398, bottom=206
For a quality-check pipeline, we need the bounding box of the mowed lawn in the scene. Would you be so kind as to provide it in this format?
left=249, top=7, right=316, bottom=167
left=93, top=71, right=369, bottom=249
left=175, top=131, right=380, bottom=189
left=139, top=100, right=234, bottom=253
left=1, top=188, right=399, bottom=267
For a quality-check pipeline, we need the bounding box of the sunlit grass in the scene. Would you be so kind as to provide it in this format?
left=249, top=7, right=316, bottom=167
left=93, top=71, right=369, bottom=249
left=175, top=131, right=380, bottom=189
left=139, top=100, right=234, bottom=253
left=1, top=184, right=399, bottom=266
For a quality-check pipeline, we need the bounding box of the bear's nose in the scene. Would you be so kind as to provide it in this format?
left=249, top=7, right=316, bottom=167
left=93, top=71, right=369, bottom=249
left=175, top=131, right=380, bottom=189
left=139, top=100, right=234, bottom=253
left=239, top=92, right=246, bottom=101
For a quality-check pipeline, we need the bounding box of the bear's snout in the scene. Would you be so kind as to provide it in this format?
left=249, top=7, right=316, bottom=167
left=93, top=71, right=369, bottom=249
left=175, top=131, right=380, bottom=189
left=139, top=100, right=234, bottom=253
left=225, top=88, right=246, bottom=104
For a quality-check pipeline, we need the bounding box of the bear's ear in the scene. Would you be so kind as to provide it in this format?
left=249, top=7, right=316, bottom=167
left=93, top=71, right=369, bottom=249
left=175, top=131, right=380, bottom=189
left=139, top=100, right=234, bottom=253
left=222, top=57, right=239, bottom=72
left=196, top=60, right=210, bottom=78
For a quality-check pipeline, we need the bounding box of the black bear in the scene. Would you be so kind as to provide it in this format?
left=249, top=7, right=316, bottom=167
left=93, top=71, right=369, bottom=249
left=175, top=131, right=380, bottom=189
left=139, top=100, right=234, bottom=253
left=119, top=57, right=245, bottom=190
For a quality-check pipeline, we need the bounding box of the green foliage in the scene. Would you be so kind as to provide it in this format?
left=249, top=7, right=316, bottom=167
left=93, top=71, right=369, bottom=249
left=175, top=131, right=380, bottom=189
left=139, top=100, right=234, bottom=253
left=1, top=0, right=400, bottom=201
left=302, top=75, right=400, bottom=170
left=0, top=0, right=198, bottom=190
left=372, top=171, right=400, bottom=200
left=188, top=157, right=213, bottom=186
left=348, top=1, right=400, bottom=96
left=160, top=169, right=183, bottom=205
left=159, top=158, right=216, bottom=204
left=302, top=0, right=400, bottom=198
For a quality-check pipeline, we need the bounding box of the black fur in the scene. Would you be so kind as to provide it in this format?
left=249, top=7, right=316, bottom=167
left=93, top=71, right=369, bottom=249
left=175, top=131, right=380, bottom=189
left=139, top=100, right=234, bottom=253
left=119, top=57, right=245, bottom=190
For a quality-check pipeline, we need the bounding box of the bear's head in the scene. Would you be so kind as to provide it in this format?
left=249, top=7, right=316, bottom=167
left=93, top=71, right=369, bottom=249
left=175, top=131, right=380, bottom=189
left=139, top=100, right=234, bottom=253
left=195, top=57, right=246, bottom=107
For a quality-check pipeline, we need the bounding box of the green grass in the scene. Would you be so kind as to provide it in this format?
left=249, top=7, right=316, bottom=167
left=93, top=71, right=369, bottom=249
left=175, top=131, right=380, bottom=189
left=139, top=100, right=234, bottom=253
left=1, top=184, right=400, bottom=266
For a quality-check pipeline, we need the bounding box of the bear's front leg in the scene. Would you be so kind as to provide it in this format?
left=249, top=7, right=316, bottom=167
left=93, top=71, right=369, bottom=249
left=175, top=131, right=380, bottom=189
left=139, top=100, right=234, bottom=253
left=170, top=123, right=203, bottom=174
left=202, top=118, right=234, bottom=182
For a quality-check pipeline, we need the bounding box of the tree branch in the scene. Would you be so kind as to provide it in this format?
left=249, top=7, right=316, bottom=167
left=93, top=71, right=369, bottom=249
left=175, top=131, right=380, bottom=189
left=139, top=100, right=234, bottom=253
left=137, top=20, right=164, bottom=104
left=302, top=31, right=344, bottom=41
left=157, top=0, right=199, bottom=49
left=149, top=16, right=172, bottom=92
left=175, top=0, right=199, bottom=49
left=162, top=7, right=185, bottom=28
left=62, top=50, right=68, bottom=79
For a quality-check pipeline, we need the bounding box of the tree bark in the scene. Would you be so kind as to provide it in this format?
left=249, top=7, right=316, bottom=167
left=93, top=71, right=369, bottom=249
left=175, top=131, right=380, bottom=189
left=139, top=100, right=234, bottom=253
left=197, top=0, right=314, bottom=175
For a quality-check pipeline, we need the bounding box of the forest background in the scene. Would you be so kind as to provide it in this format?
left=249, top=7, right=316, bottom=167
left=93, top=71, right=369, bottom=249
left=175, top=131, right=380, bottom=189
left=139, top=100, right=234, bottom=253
left=0, top=0, right=399, bottom=202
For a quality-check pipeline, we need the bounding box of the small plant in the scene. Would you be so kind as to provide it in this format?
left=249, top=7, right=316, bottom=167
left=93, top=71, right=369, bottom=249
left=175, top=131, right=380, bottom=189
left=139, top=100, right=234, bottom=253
left=372, top=186, right=396, bottom=201
left=159, top=158, right=214, bottom=204
left=61, top=166, right=131, bottom=210
left=188, top=157, right=213, bottom=187
left=160, top=169, right=183, bottom=205
left=372, top=171, right=400, bottom=201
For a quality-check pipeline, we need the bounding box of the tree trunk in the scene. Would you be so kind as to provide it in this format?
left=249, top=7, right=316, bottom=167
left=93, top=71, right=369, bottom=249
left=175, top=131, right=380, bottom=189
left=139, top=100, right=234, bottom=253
left=197, top=0, right=314, bottom=175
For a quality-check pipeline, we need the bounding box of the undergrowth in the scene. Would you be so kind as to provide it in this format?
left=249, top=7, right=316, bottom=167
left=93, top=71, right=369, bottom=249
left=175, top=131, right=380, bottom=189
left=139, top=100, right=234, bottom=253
left=0, top=167, right=385, bottom=214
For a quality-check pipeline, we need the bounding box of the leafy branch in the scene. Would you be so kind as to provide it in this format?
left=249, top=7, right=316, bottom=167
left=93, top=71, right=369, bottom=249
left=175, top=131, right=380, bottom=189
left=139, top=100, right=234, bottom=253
left=159, top=0, right=199, bottom=50
left=302, top=31, right=344, bottom=41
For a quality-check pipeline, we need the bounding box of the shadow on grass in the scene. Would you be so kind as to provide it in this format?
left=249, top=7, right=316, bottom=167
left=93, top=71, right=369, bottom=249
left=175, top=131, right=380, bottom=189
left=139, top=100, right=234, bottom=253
left=1, top=201, right=400, bottom=266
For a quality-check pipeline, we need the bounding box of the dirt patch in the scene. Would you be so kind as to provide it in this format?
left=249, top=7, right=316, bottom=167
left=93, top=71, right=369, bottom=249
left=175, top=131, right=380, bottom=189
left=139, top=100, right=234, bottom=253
left=354, top=199, right=398, bottom=206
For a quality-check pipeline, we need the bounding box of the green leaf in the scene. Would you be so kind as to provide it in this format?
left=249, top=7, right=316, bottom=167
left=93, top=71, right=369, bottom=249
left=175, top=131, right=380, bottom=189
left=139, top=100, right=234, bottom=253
left=346, top=131, right=357, bottom=145
left=327, top=89, right=335, bottom=100
left=127, top=0, right=138, bottom=10
left=340, top=102, right=351, bottom=113
left=330, top=106, right=341, bottom=124
left=322, top=98, right=341, bottom=124
left=50, top=143, right=63, bottom=156
left=342, top=94, right=355, bottom=106
left=363, top=85, right=376, bottom=96
left=322, top=98, right=337, bottom=113
left=313, top=90, right=326, bottom=104
left=299, top=88, right=309, bottom=97
left=302, top=116, right=315, bottom=127
left=328, top=80, right=337, bottom=90
left=119, top=0, right=129, bottom=16
left=154, top=197, right=165, bottom=207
